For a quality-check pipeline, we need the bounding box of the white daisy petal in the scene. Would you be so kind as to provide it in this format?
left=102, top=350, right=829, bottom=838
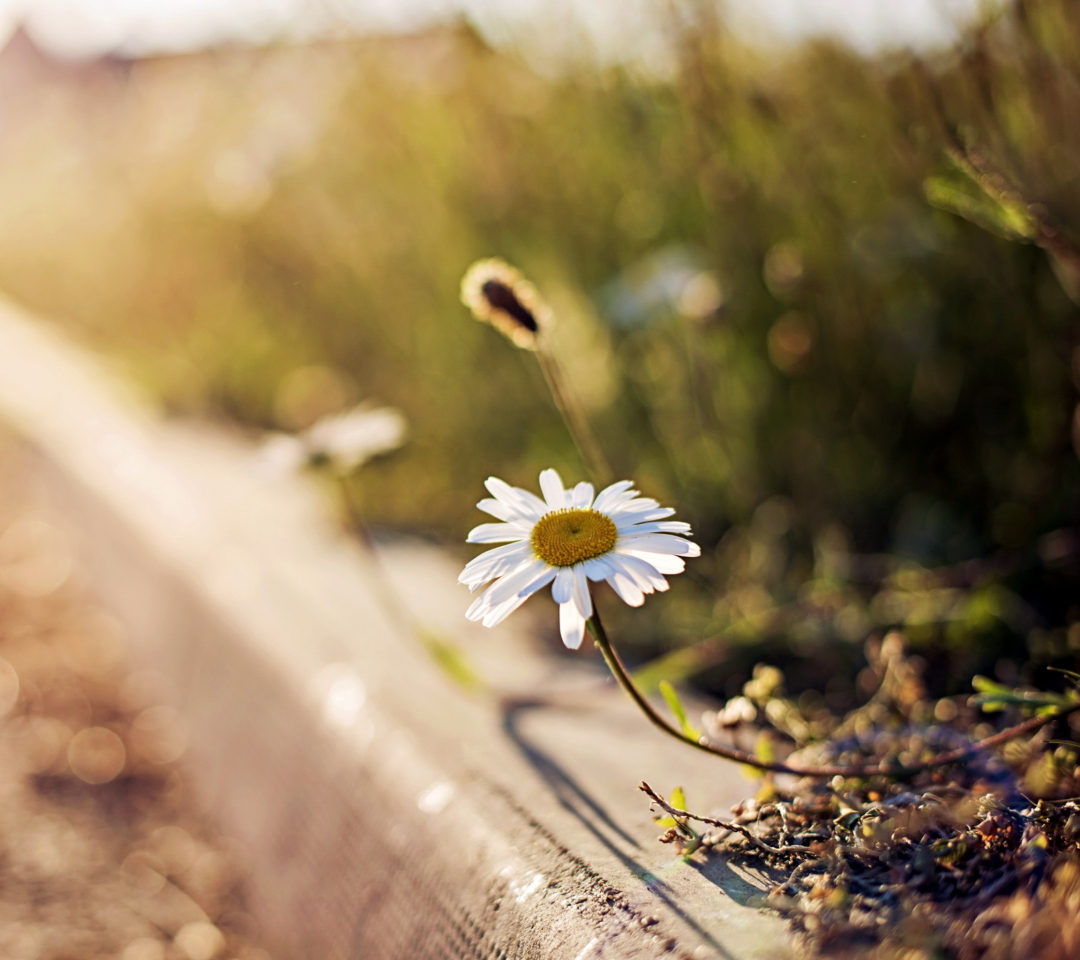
left=470, top=564, right=555, bottom=627
left=467, top=581, right=506, bottom=621
left=539, top=468, right=568, bottom=509
left=461, top=539, right=528, bottom=573
left=466, top=522, right=531, bottom=544
left=609, top=497, right=661, bottom=516
left=621, top=549, right=685, bottom=575
left=551, top=566, right=575, bottom=604
left=461, top=557, right=534, bottom=595
left=466, top=592, right=488, bottom=620
left=484, top=476, right=548, bottom=520
left=617, top=520, right=691, bottom=535
left=614, top=508, right=677, bottom=530
left=592, top=480, right=637, bottom=513
left=581, top=555, right=618, bottom=581
left=518, top=565, right=558, bottom=600
left=458, top=542, right=533, bottom=586
left=483, top=558, right=554, bottom=607
left=617, top=532, right=701, bottom=557
left=611, top=552, right=669, bottom=593
left=482, top=590, right=534, bottom=627
left=605, top=556, right=656, bottom=597
left=572, top=566, right=593, bottom=619
left=559, top=600, right=588, bottom=650
left=476, top=497, right=523, bottom=522
left=607, top=568, right=646, bottom=607
left=570, top=481, right=595, bottom=509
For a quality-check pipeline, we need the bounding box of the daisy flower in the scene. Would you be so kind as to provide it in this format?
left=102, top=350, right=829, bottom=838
left=460, top=469, right=700, bottom=650
left=258, top=404, right=406, bottom=477
left=304, top=404, right=407, bottom=472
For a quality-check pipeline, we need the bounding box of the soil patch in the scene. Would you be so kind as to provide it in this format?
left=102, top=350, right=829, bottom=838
left=0, top=481, right=267, bottom=960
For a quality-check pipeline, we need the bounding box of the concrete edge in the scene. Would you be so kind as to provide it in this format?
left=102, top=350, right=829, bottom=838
left=0, top=297, right=792, bottom=960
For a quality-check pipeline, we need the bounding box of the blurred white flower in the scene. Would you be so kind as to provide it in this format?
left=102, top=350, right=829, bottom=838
left=258, top=432, right=308, bottom=476
left=459, top=468, right=700, bottom=649
left=305, top=405, right=407, bottom=472
left=258, top=404, right=407, bottom=477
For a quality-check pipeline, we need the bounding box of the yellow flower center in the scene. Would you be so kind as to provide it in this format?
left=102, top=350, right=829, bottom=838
left=530, top=508, right=618, bottom=567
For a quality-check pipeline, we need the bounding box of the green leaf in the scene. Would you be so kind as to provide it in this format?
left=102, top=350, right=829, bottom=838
left=655, top=786, right=693, bottom=833
left=679, top=836, right=702, bottom=861
left=659, top=681, right=701, bottom=740
left=970, top=676, right=1072, bottom=714
left=419, top=631, right=483, bottom=692
left=972, top=692, right=1068, bottom=709
left=972, top=698, right=1009, bottom=714
left=923, top=170, right=1036, bottom=242
left=754, top=733, right=776, bottom=764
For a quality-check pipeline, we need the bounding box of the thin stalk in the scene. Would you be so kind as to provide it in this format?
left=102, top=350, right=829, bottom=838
left=335, top=472, right=484, bottom=692
left=535, top=342, right=613, bottom=486
left=335, top=472, right=375, bottom=550
left=333, top=472, right=415, bottom=635
left=586, top=607, right=1080, bottom=779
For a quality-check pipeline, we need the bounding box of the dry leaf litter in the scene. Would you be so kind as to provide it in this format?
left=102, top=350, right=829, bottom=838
left=649, top=633, right=1080, bottom=959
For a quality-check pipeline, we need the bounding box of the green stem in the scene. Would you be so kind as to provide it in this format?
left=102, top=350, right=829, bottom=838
left=585, top=607, right=1080, bottom=779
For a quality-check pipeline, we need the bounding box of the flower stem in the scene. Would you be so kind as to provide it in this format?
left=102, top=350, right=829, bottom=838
left=535, top=343, right=613, bottom=486
left=333, top=473, right=410, bottom=628
left=585, top=607, right=1080, bottom=779
left=334, top=472, right=485, bottom=693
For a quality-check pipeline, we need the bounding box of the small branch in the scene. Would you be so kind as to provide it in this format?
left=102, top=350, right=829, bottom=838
left=588, top=609, right=1080, bottom=778
left=776, top=856, right=827, bottom=892
left=640, top=782, right=815, bottom=856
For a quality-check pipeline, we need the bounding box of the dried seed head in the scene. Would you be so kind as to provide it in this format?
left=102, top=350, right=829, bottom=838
left=460, top=258, right=550, bottom=350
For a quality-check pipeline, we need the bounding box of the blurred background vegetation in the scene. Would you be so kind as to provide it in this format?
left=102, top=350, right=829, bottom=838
left=0, top=0, right=1078, bottom=707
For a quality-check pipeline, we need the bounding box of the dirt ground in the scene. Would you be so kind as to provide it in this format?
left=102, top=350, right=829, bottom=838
left=0, top=466, right=267, bottom=960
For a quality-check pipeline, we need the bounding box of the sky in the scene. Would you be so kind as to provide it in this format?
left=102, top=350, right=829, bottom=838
left=9, top=0, right=987, bottom=61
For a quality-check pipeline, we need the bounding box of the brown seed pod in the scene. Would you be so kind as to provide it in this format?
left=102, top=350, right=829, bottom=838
left=460, top=258, right=552, bottom=350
